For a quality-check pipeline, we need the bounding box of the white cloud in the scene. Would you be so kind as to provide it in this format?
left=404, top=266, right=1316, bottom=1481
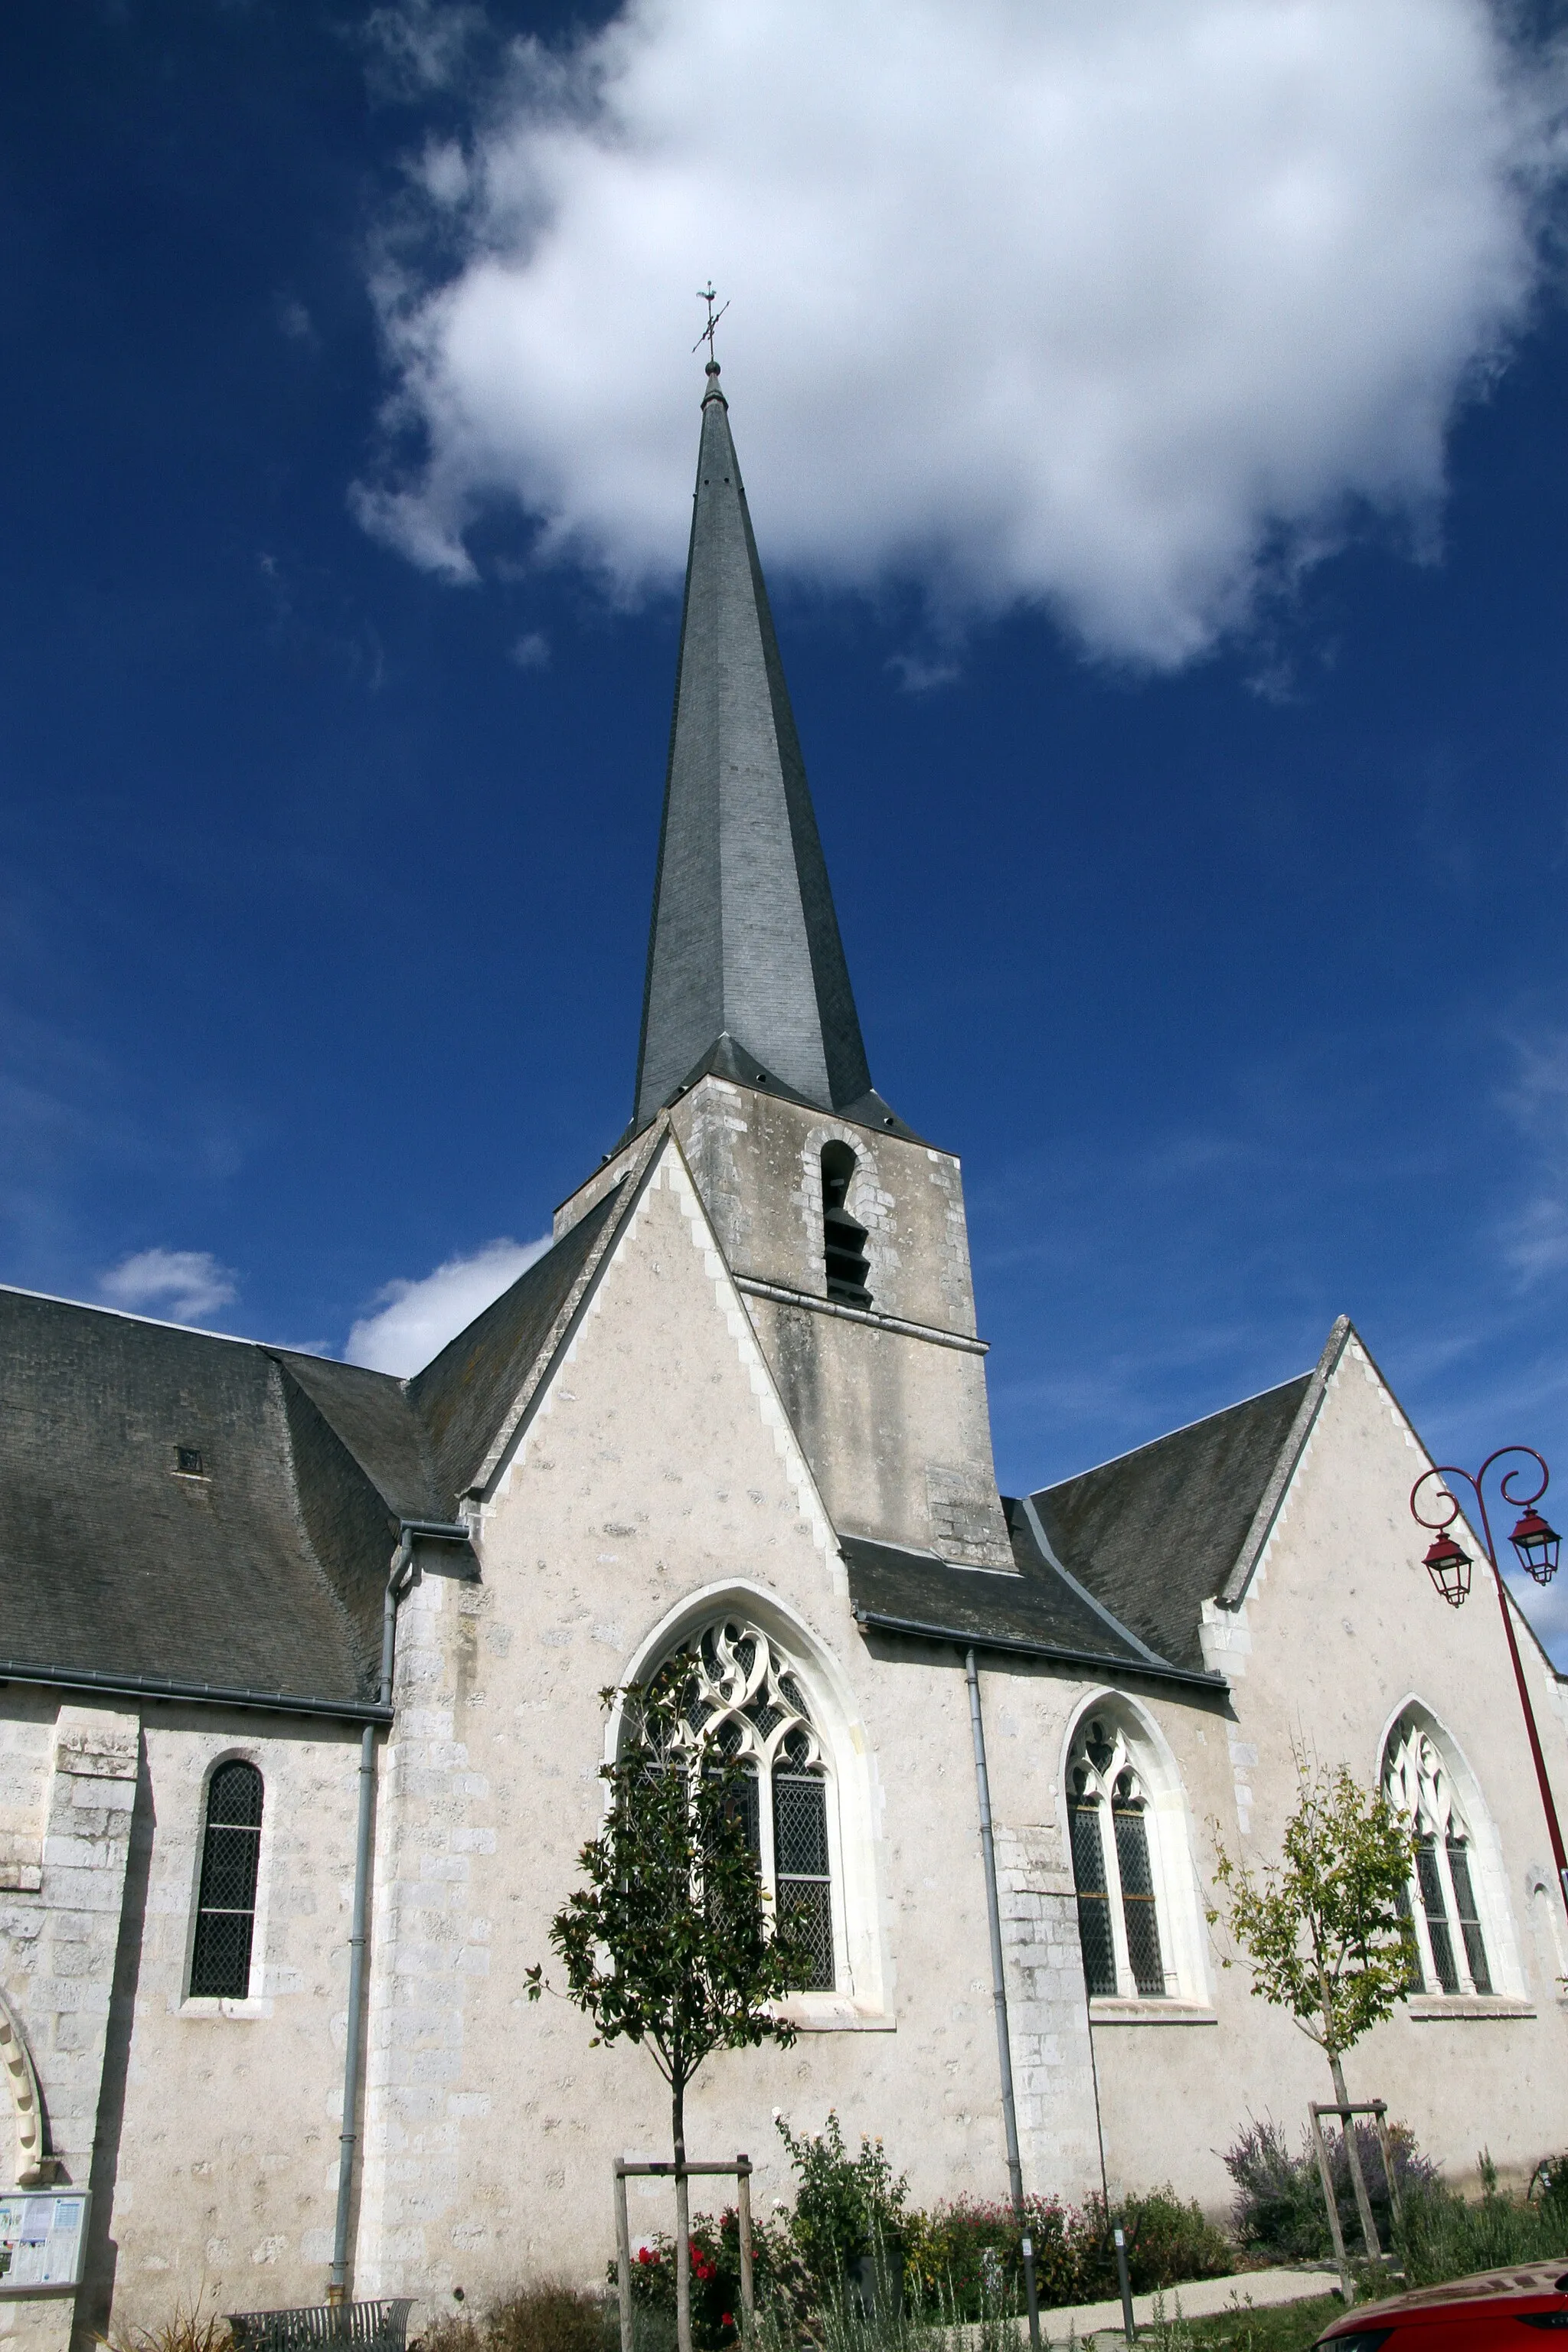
left=100, top=1247, right=238, bottom=1324
left=346, top=1234, right=552, bottom=1375
left=362, top=0, right=490, bottom=100
left=509, top=628, right=550, bottom=669
left=355, top=0, right=1563, bottom=665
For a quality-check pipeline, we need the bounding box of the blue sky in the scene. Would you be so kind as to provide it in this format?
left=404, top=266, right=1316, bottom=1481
left=5, top=2, right=1568, bottom=1651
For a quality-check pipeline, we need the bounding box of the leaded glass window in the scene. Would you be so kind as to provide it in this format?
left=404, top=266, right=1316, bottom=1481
left=1384, top=1719, right=1494, bottom=1999
left=1447, top=1834, right=1491, bottom=1995
left=189, top=1759, right=263, bottom=1999
left=1067, top=1785, right=1116, bottom=1997
left=1415, top=1834, right=1459, bottom=1994
left=1112, top=1775, right=1165, bottom=1997
left=1066, top=1717, right=1168, bottom=2000
left=651, top=1620, right=837, bottom=1991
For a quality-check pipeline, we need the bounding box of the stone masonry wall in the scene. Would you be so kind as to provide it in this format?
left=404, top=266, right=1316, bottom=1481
left=0, top=1702, right=138, bottom=2352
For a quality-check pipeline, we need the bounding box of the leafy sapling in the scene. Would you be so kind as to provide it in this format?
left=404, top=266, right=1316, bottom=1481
left=1208, top=1755, right=1416, bottom=2276
left=528, top=1673, right=816, bottom=2352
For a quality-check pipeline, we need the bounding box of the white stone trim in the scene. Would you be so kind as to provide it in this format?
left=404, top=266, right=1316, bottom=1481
left=1380, top=1699, right=1526, bottom=2002
left=1059, top=1691, right=1211, bottom=2009
left=612, top=1580, right=890, bottom=2022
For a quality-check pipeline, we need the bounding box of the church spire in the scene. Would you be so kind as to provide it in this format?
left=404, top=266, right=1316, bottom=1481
left=632, top=362, right=883, bottom=1132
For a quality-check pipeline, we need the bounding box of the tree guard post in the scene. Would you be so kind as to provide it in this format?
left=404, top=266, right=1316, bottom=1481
left=615, top=2161, right=635, bottom=2352
left=614, top=2152, right=758, bottom=2348
left=1370, top=2102, right=1403, bottom=2230
left=1308, top=2107, right=1354, bottom=2305
left=736, top=2154, right=755, bottom=2328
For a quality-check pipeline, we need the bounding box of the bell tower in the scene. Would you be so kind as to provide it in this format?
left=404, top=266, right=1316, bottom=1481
left=558, top=362, right=1012, bottom=1572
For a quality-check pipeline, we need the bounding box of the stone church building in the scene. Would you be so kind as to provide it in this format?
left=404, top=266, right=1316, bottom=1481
left=4, top=364, right=1566, bottom=2350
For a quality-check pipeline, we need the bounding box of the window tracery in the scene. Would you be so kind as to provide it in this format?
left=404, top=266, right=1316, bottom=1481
left=1383, top=1719, right=1492, bottom=1998
left=1067, top=1714, right=1167, bottom=1999
left=651, top=1620, right=836, bottom=1991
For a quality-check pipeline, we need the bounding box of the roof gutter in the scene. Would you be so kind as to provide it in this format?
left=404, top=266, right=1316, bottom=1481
left=0, top=1659, right=393, bottom=1725
left=851, top=1607, right=1227, bottom=1694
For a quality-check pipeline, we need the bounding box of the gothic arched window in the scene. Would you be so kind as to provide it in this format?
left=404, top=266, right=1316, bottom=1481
left=1383, top=1718, right=1492, bottom=1998
left=820, top=1142, right=871, bottom=1308
left=1067, top=1715, right=1167, bottom=1999
left=189, top=1759, right=263, bottom=2000
left=648, top=1620, right=837, bottom=1991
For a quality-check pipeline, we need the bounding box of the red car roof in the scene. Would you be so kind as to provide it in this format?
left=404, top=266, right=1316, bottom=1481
left=1318, top=2263, right=1568, bottom=2335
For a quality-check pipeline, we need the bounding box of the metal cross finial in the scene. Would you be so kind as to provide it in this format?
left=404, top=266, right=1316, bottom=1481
left=693, top=283, right=729, bottom=360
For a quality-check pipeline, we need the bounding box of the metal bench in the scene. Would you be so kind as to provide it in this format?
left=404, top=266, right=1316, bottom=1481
left=228, top=2300, right=415, bottom=2352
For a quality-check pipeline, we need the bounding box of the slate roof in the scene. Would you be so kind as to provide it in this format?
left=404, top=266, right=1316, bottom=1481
left=1025, top=1367, right=1320, bottom=1672
left=0, top=1187, right=630, bottom=1717
left=0, top=1288, right=394, bottom=1712
left=842, top=1533, right=1225, bottom=1690
left=632, top=366, right=892, bottom=1134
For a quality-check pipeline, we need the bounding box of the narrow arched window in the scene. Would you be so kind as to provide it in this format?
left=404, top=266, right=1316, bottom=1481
left=1383, top=1718, right=1492, bottom=1998
left=1067, top=1717, right=1167, bottom=1999
left=189, top=1760, right=263, bottom=1999
left=646, top=1620, right=837, bottom=1990
left=820, top=1142, right=871, bottom=1307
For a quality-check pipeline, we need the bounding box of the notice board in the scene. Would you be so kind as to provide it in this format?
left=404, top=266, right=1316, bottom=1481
left=0, top=2190, right=90, bottom=2294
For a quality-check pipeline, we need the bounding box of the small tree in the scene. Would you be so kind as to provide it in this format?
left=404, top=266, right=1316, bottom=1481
left=528, top=1675, right=814, bottom=2352
left=1209, top=1755, right=1416, bottom=2268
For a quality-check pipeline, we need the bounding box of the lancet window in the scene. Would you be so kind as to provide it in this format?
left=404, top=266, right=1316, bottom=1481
left=1067, top=1715, right=1167, bottom=1999
left=652, top=1620, right=837, bottom=1991
left=1383, top=1719, right=1492, bottom=1998
left=820, top=1142, right=871, bottom=1308
left=189, top=1759, right=263, bottom=2000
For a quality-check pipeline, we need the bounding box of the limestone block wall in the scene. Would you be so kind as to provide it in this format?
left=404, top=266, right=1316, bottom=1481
left=0, top=1700, right=138, bottom=2352
left=352, top=1145, right=1101, bottom=2316
left=69, top=1710, right=362, bottom=2337
left=1091, top=1337, right=1568, bottom=2207
left=744, top=1299, right=1008, bottom=1567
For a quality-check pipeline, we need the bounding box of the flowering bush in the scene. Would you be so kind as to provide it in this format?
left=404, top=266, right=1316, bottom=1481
left=616, top=2207, right=789, bottom=2348
left=1223, top=2116, right=1437, bottom=2262
left=902, top=2188, right=1232, bottom=2320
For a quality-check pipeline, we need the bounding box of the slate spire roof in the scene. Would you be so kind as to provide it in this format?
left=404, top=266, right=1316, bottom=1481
left=632, top=363, right=893, bottom=1133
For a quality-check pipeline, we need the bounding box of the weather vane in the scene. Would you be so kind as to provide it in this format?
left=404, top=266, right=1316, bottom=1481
left=693, top=283, right=729, bottom=361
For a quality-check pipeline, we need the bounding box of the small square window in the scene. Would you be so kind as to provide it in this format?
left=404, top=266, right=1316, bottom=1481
left=175, top=1446, right=204, bottom=1478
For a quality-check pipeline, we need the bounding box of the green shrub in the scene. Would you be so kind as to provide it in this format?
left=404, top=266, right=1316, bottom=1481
left=774, top=2112, right=909, bottom=2285
left=901, top=2186, right=1232, bottom=2319
left=1396, top=2164, right=1568, bottom=2287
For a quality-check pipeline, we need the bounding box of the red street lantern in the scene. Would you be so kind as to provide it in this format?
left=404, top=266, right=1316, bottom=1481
left=1423, top=1530, right=1472, bottom=1607
left=1510, top=1508, right=1562, bottom=1586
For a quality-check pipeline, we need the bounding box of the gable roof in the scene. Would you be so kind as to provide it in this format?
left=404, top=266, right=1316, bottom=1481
left=409, top=1182, right=624, bottom=1500
left=843, top=1530, right=1225, bottom=1691
left=0, top=1286, right=394, bottom=1713
left=1024, top=1326, right=1351, bottom=1671
left=0, top=1181, right=645, bottom=1718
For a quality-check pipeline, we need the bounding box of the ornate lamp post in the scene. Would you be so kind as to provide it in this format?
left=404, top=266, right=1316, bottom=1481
left=1410, top=1448, right=1568, bottom=1921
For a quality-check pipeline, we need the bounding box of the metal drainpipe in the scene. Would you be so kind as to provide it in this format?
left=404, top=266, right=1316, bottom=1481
left=328, top=1521, right=472, bottom=2304
left=965, top=1648, right=1041, bottom=2352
